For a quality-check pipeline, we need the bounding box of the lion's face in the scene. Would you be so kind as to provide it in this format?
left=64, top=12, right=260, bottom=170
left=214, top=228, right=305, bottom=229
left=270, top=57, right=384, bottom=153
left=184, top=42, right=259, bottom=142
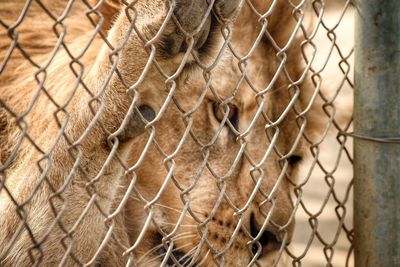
left=89, top=1, right=308, bottom=264
left=124, top=43, right=305, bottom=266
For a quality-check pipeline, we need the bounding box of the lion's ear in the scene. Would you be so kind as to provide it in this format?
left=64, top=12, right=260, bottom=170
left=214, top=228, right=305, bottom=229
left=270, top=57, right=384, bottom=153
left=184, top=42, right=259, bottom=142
left=90, top=0, right=122, bottom=32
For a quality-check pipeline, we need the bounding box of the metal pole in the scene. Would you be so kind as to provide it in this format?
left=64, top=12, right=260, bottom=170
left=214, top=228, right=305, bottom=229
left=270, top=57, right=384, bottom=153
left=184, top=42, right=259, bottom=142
left=354, top=0, right=400, bottom=266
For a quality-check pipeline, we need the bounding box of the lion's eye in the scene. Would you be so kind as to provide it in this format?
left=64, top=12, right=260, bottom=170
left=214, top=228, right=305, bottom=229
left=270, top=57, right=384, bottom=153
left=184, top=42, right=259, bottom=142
left=287, top=155, right=302, bottom=166
left=138, top=105, right=156, bottom=122
left=212, top=103, right=239, bottom=130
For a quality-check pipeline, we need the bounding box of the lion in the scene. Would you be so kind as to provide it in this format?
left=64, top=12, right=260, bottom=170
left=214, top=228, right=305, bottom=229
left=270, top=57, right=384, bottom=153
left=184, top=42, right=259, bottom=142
left=0, top=0, right=319, bottom=266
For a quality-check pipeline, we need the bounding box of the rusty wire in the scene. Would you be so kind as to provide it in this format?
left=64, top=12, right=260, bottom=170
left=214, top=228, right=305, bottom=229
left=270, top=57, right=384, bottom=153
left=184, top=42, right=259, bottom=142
left=0, top=0, right=354, bottom=266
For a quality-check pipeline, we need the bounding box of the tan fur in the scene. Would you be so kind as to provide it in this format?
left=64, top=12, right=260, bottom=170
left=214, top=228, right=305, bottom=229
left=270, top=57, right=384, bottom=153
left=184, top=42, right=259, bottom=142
left=0, top=0, right=319, bottom=266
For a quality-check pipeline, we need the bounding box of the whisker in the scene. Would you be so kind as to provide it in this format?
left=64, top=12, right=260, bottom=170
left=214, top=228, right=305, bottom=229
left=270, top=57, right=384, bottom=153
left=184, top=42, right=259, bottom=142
left=136, top=243, right=165, bottom=263
left=172, top=232, right=197, bottom=240
left=144, top=243, right=196, bottom=266
left=138, top=232, right=197, bottom=263
left=177, top=245, right=199, bottom=267
left=129, top=196, right=204, bottom=216
left=173, top=236, right=197, bottom=244
left=197, top=249, right=210, bottom=266
left=161, top=222, right=197, bottom=228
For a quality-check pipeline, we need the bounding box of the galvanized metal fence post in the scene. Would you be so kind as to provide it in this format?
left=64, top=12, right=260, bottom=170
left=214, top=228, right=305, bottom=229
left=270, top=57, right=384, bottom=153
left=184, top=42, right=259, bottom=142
left=354, top=0, right=400, bottom=266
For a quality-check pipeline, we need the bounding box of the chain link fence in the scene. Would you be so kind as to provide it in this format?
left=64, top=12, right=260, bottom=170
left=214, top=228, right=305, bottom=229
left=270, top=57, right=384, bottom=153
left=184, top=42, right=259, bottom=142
left=0, top=0, right=355, bottom=266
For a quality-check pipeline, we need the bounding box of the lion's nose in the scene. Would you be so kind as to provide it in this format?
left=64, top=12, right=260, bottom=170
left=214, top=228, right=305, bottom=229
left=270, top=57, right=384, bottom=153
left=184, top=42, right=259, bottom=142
left=249, top=213, right=281, bottom=256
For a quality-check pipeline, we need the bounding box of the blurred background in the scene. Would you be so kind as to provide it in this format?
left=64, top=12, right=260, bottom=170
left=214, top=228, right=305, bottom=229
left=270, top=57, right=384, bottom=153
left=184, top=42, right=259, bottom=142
left=290, top=1, right=354, bottom=266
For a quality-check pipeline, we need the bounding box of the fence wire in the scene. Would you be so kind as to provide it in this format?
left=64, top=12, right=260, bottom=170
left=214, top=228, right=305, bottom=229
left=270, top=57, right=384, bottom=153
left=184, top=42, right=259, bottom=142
left=0, top=0, right=354, bottom=266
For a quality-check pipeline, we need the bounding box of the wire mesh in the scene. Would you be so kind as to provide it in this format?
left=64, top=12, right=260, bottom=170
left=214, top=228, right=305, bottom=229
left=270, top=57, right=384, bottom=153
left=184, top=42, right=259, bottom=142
left=0, top=0, right=354, bottom=266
